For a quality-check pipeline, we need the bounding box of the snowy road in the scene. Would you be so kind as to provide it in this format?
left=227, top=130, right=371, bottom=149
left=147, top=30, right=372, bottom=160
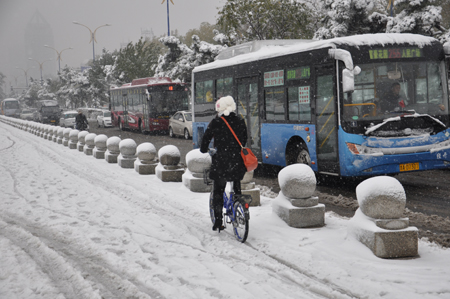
left=1, top=119, right=450, bottom=299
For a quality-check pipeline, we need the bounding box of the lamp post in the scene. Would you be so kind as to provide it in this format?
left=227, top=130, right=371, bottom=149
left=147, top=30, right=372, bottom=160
left=44, top=45, right=73, bottom=72
left=15, top=67, right=33, bottom=87
left=73, top=21, right=111, bottom=61
left=28, top=58, right=52, bottom=86
left=161, top=0, right=175, bottom=36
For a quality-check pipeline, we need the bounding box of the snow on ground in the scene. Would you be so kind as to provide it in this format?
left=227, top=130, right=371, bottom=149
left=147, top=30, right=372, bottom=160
left=0, top=120, right=450, bottom=299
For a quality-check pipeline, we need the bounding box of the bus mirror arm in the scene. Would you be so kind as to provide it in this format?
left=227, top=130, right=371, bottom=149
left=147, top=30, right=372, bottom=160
left=329, top=48, right=361, bottom=93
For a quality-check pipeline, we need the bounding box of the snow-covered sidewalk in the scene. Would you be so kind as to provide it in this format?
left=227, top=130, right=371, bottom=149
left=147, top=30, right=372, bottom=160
left=1, top=120, right=449, bottom=299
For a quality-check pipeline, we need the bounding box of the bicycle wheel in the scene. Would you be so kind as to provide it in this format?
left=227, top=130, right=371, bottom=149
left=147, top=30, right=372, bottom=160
left=232, top=201, right=249, bottom=243
left=209, top=191, right=215, bottom=225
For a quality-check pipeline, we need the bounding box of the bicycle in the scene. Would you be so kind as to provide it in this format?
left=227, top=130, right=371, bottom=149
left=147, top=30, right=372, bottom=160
left=204, top=168, right=252, bottom=243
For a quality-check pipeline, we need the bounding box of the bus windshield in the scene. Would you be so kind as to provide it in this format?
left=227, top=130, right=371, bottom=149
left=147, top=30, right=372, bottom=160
left=342, top=60, right=449, bottom=136
left=149, top=90, right=189, bottom=118
left=5, top=101, right=20, bottom=109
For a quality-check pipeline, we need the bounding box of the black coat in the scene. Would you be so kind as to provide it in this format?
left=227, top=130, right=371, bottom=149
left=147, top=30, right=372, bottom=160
left=200, top=113, right=248, bottom=181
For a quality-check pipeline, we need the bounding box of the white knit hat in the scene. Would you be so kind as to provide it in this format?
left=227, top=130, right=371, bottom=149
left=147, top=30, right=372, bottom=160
left=215, top=96, right=236, bottom=116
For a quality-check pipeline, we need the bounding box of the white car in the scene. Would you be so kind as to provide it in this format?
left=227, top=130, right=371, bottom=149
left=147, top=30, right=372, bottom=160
left=20, top=109, right=34, bottom=120
left=97, top=110, right=112, bottom=128
left=59, top=110, right=78, bottom=128
left=169, top=111, right=192, bottom=139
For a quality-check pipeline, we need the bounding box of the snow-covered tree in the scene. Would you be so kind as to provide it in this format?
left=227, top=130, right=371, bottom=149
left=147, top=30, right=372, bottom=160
left=217, top=0, right=313, bottom=44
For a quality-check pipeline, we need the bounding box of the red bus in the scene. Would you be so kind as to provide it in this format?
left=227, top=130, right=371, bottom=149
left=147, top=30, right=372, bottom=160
left=109, top=77, right=190, bottom=133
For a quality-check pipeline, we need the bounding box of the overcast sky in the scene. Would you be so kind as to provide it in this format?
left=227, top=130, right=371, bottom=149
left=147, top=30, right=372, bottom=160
left=0, top=0, right=224, bottom=88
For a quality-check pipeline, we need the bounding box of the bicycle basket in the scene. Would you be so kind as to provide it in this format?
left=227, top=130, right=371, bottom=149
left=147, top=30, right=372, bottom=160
left=203, top=168, right=213, bottom=185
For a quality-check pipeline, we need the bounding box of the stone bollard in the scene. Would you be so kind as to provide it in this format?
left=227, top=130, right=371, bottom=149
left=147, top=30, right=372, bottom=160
left=62, top=128, right=71, bottom=146
left=83, top=133, right=97, bottom=155
left=182, top=149, right=211, bottom=192
left=57, top=127, right=64, bottom=144
left=77, top=131, right=89, bottom=151
left=348, top=176, right=418, bottom=259
left=47, top=125, right=54, bottom=140
left=272, top=164, right=325, bottom=228
left=241, top=171, right=261, bottom=206
left=105, top=136, right=121, bottom=163
left=156, top=145, right=185, bottom=182
left=93, top=134, right=108, bottom=159
left=118, top=138, right=137, bottom=168
left=68, top=129, right=80, bottom=149
left=134, top=142, right=158, bottom=174
left=52, top=126, right=59, bottom=142
left=38, top=124, right=45, bottom=137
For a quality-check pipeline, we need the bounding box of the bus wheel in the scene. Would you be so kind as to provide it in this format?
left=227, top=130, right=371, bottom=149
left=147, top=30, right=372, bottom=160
left=296, top=146, right=311, bottom=165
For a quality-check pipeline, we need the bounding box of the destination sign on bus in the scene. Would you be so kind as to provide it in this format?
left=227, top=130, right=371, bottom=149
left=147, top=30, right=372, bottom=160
left=287, top=66, right=310, bottom=80
left=264, top=70, right=284, bottom=87
left=369, top=48, right=422, bottom=60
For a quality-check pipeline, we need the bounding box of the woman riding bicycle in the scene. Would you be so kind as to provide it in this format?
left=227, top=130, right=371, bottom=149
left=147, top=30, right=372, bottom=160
left=200, top=96, right=248, bottom=232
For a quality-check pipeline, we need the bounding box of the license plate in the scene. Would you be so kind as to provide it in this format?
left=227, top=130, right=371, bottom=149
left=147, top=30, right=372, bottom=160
left=399, top=162, right=419, bottom=172
left=50, top=120, right=56, bottom=122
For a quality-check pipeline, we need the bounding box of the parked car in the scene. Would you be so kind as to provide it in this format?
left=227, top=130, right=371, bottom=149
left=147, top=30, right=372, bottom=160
left=59, top=110, right=78, bottom=128
left=169, top=111, right=192, bottom=139
left=97, top=110, right=112, bottom=128
left=20, top=109, right=34, bottom=120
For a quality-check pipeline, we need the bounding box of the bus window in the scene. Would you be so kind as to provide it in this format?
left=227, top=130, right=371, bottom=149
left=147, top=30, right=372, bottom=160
left=216, top=77, right=233, bottom=98
left=288, top=86, right=311, bottom=122
left=265, top=88, right=285, bottom=121
left=195, top=80, right=214, bottom=104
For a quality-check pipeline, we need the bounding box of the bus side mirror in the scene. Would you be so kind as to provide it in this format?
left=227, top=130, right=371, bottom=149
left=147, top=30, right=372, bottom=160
left=342, top=66, right=361, bottom=93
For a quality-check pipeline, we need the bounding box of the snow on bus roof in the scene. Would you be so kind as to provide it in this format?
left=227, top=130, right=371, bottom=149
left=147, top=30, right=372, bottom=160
left=193, top=33, right=437, bottom=73
left=110, top=77, right=175, bottom=90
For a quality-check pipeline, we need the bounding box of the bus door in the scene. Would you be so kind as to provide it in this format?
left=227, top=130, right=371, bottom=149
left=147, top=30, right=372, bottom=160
left=237, top=77, right=260, bottom=157
left=122, top=93, right=129, bottom=128
left=314, top=65, right=339, bottom=175
left=142, top=92, right=150, bottom=131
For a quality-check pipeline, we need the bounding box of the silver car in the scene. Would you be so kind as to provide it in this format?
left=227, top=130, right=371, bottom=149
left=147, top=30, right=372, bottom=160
left=20, top=109, right=34, bottom=120
left=97, top=110, right=112, bottom=127
left=59, top=110, right=78, bottom=128
left=169, top=111, right=192, bottom=140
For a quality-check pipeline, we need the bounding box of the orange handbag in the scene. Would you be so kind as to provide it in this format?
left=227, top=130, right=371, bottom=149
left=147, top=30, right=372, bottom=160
left=221, top=117, right=258, bottom=172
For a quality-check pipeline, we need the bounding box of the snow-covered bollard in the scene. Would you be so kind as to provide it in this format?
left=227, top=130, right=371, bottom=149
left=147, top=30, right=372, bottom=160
left=77, top=131, right=89, bottom=151
left=241, top=171, right=261, bottom=206
left=47, top=125, right=55, bottom=141
left=83, top=133, right=97, bottom=155
left=52, top=126, right=59, bottom=142
left=272, top=164, right=325, bottom=228
left=182, top=149, right=211, bottom=192
left=118, top=138, right=137, bottom=168
left=93, top=134, right=108, bottom=159
left=57, top=127, right=64, bottom=144
left=134, top=142, right=158, bottom=174
left=62, top=128, right=71, bottom=146
left=68, top=129, right=80, bottom=149
left=43, top=125, right=51, bottom=140
left=156, top=145, right=185, bottom=182
left=348, top=176, right=418, bottom=259
left=105, top=136, right=121, bottom=163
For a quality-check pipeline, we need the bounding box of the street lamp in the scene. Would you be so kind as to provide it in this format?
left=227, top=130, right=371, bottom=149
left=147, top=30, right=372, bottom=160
left=73, top=21, right=111, bottom=61
left=28, top=58, right=53, bottom=86
left=161, top=0, right=175, bottom=36
left=15, top=67, right=34, bottom=87
left=44, top=45, right=73, bottom=72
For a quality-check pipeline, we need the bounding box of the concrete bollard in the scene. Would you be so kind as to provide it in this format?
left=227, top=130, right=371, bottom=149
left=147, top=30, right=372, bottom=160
left=241, top=171, right=261, bottom=206
left=156, top=145, right=185, bottom=182
left=46, top=125, right=53, bottom=140
left=68, top=129, right=80, bottom=149
left=77, top=131, right=89, bottom=151
left=52, top=126, right=59, bottom=142
left=57, top=127, right=64, bottom=144
left=93, top=134, right=108, bottom=159
left=348, top=176, right=418, bottom=259
left=272, top=164, right=325, bottom=228
left=182, top=149, right=211, bottom=192
left=62, top=128, right=71, bottom=146
left=83, top=133, right=97, bottom=155
left=118, top=138, right=137, bottom=168
left=105, top=136, right=121, bottom=163
left=134, top=142, right=158, bottom=174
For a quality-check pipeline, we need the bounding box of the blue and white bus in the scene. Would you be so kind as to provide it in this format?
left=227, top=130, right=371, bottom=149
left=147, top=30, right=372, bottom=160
left=191, top=34, right=450, bottom=177
left=0, top=98, right=21, bottom=118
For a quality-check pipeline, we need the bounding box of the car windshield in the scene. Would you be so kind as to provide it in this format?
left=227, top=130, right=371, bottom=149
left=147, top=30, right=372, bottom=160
left=22, top=110, right=31, bottom=114
left=184, top=113, right=192, bottom=121
left=103, top=111, right=111, bottom=117
left=65, top=113, right=77, bottom=118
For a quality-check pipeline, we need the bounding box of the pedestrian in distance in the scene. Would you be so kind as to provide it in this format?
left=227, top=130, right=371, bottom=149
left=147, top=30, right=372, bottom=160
left=200, top=96, right=248, bottom=232
left=75, top=109, right=88, bottom=131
